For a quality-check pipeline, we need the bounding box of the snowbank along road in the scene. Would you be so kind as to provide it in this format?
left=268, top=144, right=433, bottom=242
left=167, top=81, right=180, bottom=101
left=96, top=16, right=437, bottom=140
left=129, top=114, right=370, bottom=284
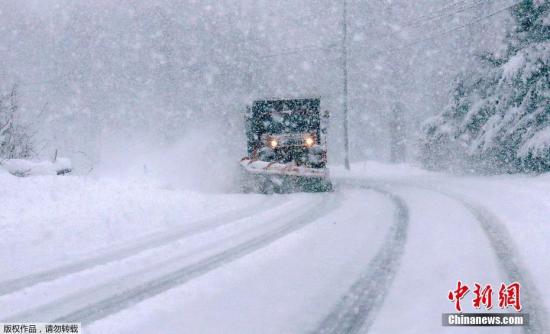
left=1, top=193, right=340, bottom=324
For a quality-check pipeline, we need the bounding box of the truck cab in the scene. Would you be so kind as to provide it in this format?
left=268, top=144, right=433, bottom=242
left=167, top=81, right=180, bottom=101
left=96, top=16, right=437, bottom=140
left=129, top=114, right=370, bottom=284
left=240, top=98, right=332, bottom=193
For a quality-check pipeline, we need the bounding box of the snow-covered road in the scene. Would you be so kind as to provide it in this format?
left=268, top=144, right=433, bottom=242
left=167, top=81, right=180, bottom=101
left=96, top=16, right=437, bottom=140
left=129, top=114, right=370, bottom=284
left=1, top=164, right=548, bottom=333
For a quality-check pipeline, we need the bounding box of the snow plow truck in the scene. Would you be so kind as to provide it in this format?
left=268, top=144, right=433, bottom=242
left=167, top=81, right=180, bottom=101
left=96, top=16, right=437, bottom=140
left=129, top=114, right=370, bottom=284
left=240, top=98, right=333, bottom=193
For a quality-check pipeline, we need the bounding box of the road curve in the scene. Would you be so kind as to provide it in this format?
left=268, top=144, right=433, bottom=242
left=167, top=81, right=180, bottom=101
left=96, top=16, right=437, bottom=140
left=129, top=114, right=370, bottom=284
left=426, top=187, right=548, bottom=334
left=345, top=177, right=548, bottom=334
left=314, top=182, right=409, bottom=334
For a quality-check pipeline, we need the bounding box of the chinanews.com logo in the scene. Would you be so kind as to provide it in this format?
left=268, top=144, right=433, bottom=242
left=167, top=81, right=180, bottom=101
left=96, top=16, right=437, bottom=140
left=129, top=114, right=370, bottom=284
left=442, top=281, right=528, bottom=327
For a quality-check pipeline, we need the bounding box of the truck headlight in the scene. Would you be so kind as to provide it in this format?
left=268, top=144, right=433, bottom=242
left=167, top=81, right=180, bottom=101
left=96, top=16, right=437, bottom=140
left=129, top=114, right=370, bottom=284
left=304, top=135, right=315, bottom=148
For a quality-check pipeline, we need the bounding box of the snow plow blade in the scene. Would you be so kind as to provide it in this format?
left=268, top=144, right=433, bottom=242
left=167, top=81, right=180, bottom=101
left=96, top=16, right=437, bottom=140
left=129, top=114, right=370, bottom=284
left=240, top=158, right=333, bottom=193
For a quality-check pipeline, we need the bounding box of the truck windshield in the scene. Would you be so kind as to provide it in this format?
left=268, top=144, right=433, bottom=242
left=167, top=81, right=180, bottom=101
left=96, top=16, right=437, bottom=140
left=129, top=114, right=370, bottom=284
left=265, top=111, right=315, bottom=134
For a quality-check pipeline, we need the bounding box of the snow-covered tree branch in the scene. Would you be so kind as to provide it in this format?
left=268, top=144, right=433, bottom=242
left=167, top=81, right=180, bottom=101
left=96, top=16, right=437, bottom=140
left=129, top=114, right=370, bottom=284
left=422, top=0, right=550, bottom=173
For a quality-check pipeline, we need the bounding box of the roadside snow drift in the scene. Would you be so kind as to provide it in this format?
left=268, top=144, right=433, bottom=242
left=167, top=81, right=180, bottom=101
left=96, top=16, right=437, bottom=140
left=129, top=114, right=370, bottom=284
left=0, top=158, right=71, bottom=176
left=0, top=172, right=264, bottom=281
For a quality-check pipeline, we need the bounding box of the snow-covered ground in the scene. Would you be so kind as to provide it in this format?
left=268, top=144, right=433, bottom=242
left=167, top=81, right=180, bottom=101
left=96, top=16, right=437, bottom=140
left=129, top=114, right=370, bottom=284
left=333, top=161, right=550, bottom=332
left=334, top=161, right=550, bottom=310
left=1, top=161, right=549, bottom=333
left=0, top=171, right=265, bottom=280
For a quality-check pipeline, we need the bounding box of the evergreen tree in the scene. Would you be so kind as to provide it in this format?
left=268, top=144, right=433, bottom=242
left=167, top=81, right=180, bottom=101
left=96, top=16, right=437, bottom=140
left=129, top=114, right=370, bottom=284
left=422, top=0, right=550, bottom=173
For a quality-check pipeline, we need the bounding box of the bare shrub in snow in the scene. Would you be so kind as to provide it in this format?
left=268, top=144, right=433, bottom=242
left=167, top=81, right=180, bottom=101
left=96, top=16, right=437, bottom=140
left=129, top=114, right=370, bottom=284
left=0, top=85, right=35, bottom=160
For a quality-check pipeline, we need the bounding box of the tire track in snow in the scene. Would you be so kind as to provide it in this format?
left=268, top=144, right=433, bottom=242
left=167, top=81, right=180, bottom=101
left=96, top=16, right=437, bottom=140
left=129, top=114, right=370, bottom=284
left=5, top=193, right=340, bottom=325
left=314, top=183, right=409, bottom=334
left=431, top=189, right=549, bottom=334
left=382, top=179, right=548, bottom=334
left=0, top=197, right=286, bottom=297
left=350, top=178, right=547, bottom=334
